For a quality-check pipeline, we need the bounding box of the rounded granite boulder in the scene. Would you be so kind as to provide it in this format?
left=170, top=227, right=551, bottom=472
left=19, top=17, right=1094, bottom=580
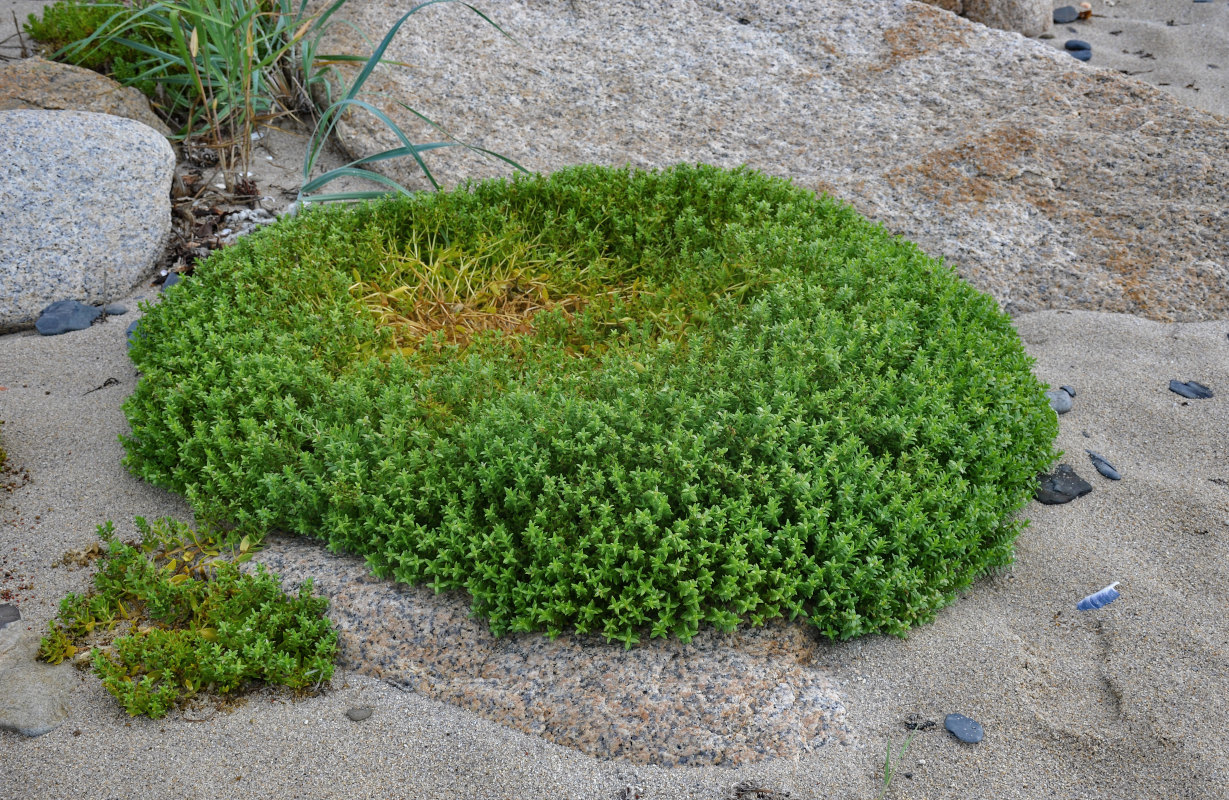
left=0, top=110, right=173, bottom=333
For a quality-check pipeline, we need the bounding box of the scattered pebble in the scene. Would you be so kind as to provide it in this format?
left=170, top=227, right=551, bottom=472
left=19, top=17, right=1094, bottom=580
left=161, top=272, right=181, bottom=291
left=1086, top=450, right=1121, bottom=480
left=1169, top=380, right=1213, bottom=399
left=1077, top=582, right=1121, bottom=611
left=1059, top=384, right=1077, bottom=397
left=944, top=713, right=984, bottom=743
left=1069, top=48, right=1092, bottom=62
left=103, top=304, right=128, bottom=316
left=125, top=319, right=142, bottom=350
left=0, top=604, right=18, bottom=628
left=346, top=706, right=373, bottom=722
left=1046, top=387, right=1074, bottom=414
left=1036, top=464, right=1093, bottom=504
left=1065, top=40, right=1091, bottom=52
left=35, top=300, right=102, bottom=336
left=1053, top=5, right=1080, bottom=23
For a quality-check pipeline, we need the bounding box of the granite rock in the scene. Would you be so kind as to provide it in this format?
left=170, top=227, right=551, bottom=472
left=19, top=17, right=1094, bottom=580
left=320, top=0, right=1228, bottom=323
left=0, top=56, right=170, bottom=136
left=0, top=607, right=73, bottom=737
left=962, top=0, right=1051, bottom=36
left=254, top=534, right=852, bottom=766
left=0, top=110, right=174, bottom=333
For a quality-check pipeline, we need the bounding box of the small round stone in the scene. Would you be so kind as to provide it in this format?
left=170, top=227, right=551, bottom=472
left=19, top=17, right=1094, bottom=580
left=1069, top=48, right=1092, bottom=62
left=945, top=712, right=984, bottom=743
left=1053, top=5, right=1080, bottom=23
left=104, top=304, right=129, bottom=316
left=1065, top=40, right=1091, bottom=52
left=1046, top=389, right=1073, bottom=414
left=345, top=706, right=373, bottom=722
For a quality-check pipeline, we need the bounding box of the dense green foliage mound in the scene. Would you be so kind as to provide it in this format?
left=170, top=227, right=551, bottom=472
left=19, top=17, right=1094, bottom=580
left=123, top=164, right=1058, bottom=645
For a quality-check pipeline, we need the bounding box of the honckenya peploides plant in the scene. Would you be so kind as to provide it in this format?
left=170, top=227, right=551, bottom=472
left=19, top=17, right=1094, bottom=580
left=122, top=163, right=1060, bottom=648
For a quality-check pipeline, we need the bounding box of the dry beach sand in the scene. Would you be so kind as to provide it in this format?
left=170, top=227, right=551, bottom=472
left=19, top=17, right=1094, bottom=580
left=3, top=0, right=1229, bottom=798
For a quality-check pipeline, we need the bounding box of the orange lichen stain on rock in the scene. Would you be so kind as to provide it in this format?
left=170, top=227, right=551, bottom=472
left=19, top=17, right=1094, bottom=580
left=875, top=4, right=972, bottom=72
left=886, top=125, right=1042, bottom=207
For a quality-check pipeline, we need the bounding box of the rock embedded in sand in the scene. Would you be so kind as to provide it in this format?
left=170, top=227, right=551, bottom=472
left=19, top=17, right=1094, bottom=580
left=345, top=707, right=373, bottom=722
left=0, top=606, right=73, bottom=737
left=35, top=299, right=101, bottom=336
left=944, top=713, right=984, bottom=743
left=1046, top=387, right=1075, bottom=414
left=1169, top=380, right=1214, bottom=399
left=1086, top=450, right=1122, bottom=480
left=1036, top=464, right=1093, bottom=504
left=1053, top=5, right=1080, bottom=23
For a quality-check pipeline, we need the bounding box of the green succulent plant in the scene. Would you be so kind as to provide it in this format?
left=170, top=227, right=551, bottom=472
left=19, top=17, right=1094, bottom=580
left=40, top=518, right=337, bottom=718
left=122, top=163, right=1058, bottom=647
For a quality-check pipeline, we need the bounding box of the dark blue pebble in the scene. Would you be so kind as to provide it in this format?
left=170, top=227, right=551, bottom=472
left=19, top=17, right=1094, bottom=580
left=161, top=272, right=181, bottom=290
left=1053, top=5, right=1080, bottom=23
left=0, top=603, right=19, bottom=628
left=1169, top=380, right=1213, bottom=399
left=1069, top=48, right=1092, bottom=61
left=103, top=303, right=128, bottom=316
left=945, top=713, right=984, bottom=744
left=1086, top=450, right=1122, bottom=480
left=125, top=319, right=143, bottom=349
left=1059, top=385, right=1077, bottom=397
left=1066, top=40, right=1092, bottom=51
left=35, top=299, right=102, bottom=336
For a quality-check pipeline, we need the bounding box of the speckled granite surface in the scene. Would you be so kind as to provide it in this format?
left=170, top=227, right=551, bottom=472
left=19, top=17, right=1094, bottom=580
left=320, top=0, right=1228, bottom=322
left=254, top=533, right=852, bottom=766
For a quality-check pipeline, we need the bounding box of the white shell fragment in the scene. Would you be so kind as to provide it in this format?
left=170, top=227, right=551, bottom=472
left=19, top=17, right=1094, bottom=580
left=1077, top=582, right=1121, bottom=611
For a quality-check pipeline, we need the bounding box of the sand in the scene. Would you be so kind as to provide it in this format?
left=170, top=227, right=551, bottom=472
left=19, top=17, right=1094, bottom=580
left=3, top=1, right=1229, bottom=798
left=3, top=286, right=1227, bottom=800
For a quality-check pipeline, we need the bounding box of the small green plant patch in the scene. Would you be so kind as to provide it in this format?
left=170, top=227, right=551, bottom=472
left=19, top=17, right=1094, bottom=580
left=122, top=163, right=1058, bottom=646
left=39, top=518, right=337, bottom=718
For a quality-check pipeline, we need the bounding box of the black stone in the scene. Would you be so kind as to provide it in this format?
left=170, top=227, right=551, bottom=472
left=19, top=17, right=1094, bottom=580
left=945, top=713, right=984, bottom=744
left=1036, top=464, right=1093, bottom=504
left=1053, top=5, right=1080, bottom=23
left=1169, top=380, right=1213, bottom=399
left=1059, top=385, right=1077, bottom=397
left=1069, top=48, right=1092, bottom=61
left=0, top=603, right=19, bottom=628
left=346, top=707, right=373, bottom=722
left=161, top=272, right=181, bottom=291
left=1086, top=450, right=1122, bottom=480
left=35, top=300, right=102, bottom=336
left=1065, top=40, right=1091, bottom=51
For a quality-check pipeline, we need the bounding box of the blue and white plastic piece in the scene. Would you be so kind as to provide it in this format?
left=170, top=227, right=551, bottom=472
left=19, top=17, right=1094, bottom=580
left=1077, top=582, right=1121, bottom=611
